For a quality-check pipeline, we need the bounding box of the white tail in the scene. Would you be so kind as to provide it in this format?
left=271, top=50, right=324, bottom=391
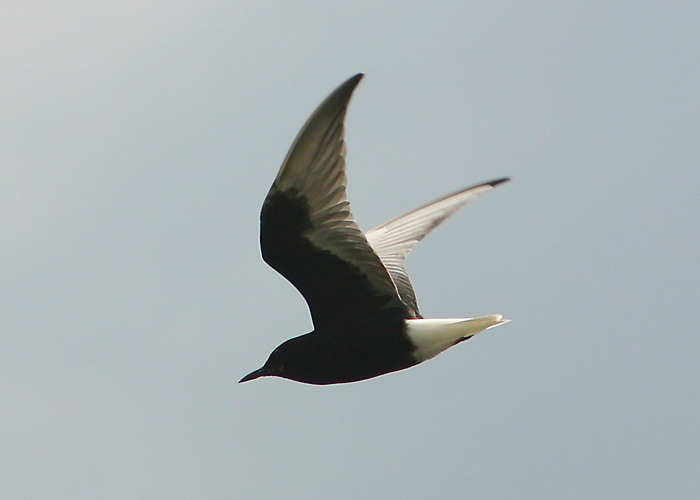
left=406, top=315, right=510, bottom=362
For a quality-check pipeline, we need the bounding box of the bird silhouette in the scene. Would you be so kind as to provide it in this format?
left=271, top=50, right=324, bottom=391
left=240, top=74, right=510, bottom=385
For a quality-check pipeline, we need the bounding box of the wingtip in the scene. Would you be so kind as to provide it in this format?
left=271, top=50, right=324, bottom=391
left=314, top=74, right=365, bottom=115
left=338, top=73, right=364, bottom=94
left=488, top=177, right=511, bottom=187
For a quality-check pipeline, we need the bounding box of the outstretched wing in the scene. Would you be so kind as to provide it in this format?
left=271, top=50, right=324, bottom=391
left=260, top=74, right=408, bottom=329
left=365, top=178, right=510, bottom=317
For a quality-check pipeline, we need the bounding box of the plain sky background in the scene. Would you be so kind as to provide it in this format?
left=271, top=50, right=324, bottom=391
left=2, top=2, right=699, bottom=499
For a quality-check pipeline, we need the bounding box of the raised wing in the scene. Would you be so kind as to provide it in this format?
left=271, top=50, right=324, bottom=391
left=260, top=74, right=408, bottom=329
left=365, top=178, right=510, bottom=317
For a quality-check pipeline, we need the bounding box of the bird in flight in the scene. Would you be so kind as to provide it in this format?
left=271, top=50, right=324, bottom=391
left=240, top=74, right=510, bottom=385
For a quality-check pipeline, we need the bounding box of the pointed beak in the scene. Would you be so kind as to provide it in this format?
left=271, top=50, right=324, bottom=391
left=239, top=367, right=268, bottom=383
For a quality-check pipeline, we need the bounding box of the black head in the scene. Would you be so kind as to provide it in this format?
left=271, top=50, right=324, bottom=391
left=239, top=333, right=338, bottom=384
left=238, top=335, right=306, bottom=384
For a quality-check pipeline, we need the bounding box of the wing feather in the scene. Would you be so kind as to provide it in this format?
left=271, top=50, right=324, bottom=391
left=365, top=178, right=510, bottom=316
left=261, top=74, right=408, bottom=329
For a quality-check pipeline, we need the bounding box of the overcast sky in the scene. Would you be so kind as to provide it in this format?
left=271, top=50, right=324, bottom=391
left=2, top=2, right=700, bottom=499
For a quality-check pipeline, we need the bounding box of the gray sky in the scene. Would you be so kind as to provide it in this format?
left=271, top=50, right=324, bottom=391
left=3, top=2, right=699, bottom=499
